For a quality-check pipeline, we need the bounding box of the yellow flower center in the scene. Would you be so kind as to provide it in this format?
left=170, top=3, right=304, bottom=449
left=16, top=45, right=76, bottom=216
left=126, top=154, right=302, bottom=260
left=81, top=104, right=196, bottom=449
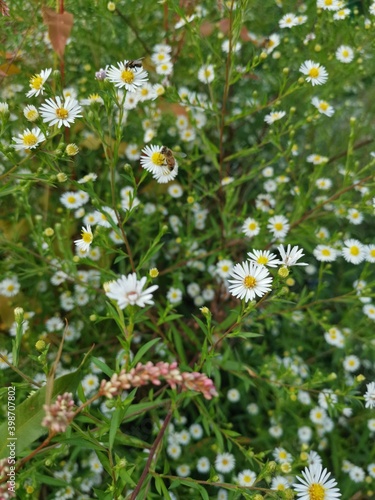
left=204, top=69, right=211, bottom=78
left=309, top=67, right=319, bottom=78
left=121, top=69, right=135, bottom=84
left=325, top=0, right=332, bottom=5
left=6, top=285, right=14, bottom=292
left=342, top=50, right=349, bottom=57
left=242, top=475, right=252, bottom=483
left=308, top=483, right=326, bottom=500
left=151, top=151, right=166, bottom=166
left=67, top=196, right=77, bottom=204
left=26, top=110, right=38, bottom=120
left=370, top=249, right=375, bottom=257
left=244, top=276, right=257, bottom=289
left=248, top=222, right=257, bottom=230
left=222, top=459, right=228, bottom=465
left=56, top=107, right=69, bottom=119
left=350, top=246, right=359, bottom=256
left=22, top=133, right=38, bottom=147
left=319, top=102, right=328, bottom=111
left=82, top=231, right=93, bottom=244
left=257, top=256, right=269, bottom=265
left=322, top=249, right=331, bottom=256
left=221, top=265, right=229, bottom=272
left=277, top=484, right=286, bottom=491
left=274, top=222, right=283, bottom=231
left=30, top=75, right=43, bottom=89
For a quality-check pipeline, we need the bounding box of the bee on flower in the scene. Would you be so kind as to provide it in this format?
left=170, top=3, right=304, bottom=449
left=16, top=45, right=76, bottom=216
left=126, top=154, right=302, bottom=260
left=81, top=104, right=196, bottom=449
left=106, top=59, right=148, bottom=92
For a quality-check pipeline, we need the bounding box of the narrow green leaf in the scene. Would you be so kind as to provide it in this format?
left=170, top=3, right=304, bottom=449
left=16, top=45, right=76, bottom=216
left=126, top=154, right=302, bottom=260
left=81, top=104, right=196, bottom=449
left=131, top=337, right=160, bottom=367
left=91, top=356, right=114, bottom=377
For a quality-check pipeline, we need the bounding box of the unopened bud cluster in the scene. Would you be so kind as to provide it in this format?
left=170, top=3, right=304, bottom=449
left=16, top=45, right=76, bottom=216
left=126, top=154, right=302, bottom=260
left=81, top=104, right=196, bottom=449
left=99, top=361, right=218, bottom=400
left=42, top=392, right=75, bottom=433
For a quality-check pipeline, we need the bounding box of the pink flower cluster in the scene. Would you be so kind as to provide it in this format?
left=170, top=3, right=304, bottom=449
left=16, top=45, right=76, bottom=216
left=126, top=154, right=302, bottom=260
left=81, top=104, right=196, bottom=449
left=100, top=361, right=218, bottom=400
left=42, top=392, right=75, bottom=433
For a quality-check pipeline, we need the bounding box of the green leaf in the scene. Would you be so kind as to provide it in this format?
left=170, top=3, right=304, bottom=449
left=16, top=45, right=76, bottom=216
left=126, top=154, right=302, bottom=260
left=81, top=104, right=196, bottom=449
left=91, top=357, right=114, bottom=378
left=109, top=406, right=125, bottom=451
left=34, top=473, right=71, bottom=487
left=227, top=331, right=262, bottom=339
left=131, top=337, right=160, bottom=367
left=0, top=369, right=82, bottom=459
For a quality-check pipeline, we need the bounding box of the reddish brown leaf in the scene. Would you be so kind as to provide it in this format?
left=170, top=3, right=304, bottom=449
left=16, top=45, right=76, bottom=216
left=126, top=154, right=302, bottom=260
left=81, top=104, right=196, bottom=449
left=0, top=0, right=10, bottom=17
left=41, top=7, right=74, bottom=58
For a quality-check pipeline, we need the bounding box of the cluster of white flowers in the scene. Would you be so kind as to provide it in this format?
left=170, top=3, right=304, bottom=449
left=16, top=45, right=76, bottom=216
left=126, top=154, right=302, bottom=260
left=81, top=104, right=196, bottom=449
left=228, top=244, right=307, bottom=303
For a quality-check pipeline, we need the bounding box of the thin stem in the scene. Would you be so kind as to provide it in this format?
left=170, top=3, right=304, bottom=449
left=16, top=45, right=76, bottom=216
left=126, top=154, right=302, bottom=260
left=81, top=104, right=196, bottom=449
left=129, top=405, right=174, bottom=500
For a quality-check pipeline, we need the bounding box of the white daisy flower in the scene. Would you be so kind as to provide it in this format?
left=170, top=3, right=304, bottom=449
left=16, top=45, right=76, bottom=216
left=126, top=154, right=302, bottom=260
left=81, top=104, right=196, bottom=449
left=105, top=273, right=158, bottom=309
left=247, top=249, right=279, bottom=267
left=167, top=183, right=183, bottom=198
left=277, top=244, right=308, bottom=267
left=336, top=45, right=354, bottom=63
left=364, top=382, right=375, bottom=409
left=106, top=60, right=148, bottom=92
left=74, top=225, right=93, bottom=252
left=271, top=476, right=289, bottom=491
left=347, top=208, right=363, bottom=225
left=237, top=469, right=256, bottom=487
left=324, top=327, right=344, bottom=347
left=155, top=61, right=173, bottom=75
left=26, top=68, right=52, bottom=98
left=0, top=277, right=20, bottom=297
left=23, top=105, right=39, bottom=122
left=242, top=217, right=261, bottom=237
left=12, top=127, right=45, bottom=150
left=264, top=110, right=286, bottom=124
left=365, top=244, right=375, bottom=263
left=307, top=154, right=329, bottom=165
left=267, top=215, right=290, bottom=239
left=343, top=355, right=360, bottom=372
left=311, top=97, right=335, bottom=117
left=316, top=178, right=332, bottom=190
left=167, top=287, right=183, bottom=304
left=279, top=13, right=299, bottom=28
left=60, top=191, right=86, bottom=209
left=214, top=452, right=235, bottom=474
left=299, top=60, right=328, bottom=86
left=198, top=64, right=215, bottom=83
left=151, top=51, right=171, bottom=65
left=228, top=261, right=273, bottom=302
left=216, top=259, right=233, bottom=278
left=189, top=423, right=203, bottom=440
left=39, top=96, right=82, bottom=128
left=94, top=207, right=117, bottom=228
left=313, top=245, right=338, bottom=262
left=196, top=457, right=210, bottom=473
left=293, top=464, right=341, bottom=499
left=176, top=464, right=190, bottom=477
left=342, top=239, right=365, bottom=264
left=264, top=34, right=280, bottom=54
left=80, top=93, right=104, bottom=106
left=136, top=82, right=157, bottom=102
left=317, top=0, right=341, bottom=10
left=333, top=8, right=350, bottom=20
